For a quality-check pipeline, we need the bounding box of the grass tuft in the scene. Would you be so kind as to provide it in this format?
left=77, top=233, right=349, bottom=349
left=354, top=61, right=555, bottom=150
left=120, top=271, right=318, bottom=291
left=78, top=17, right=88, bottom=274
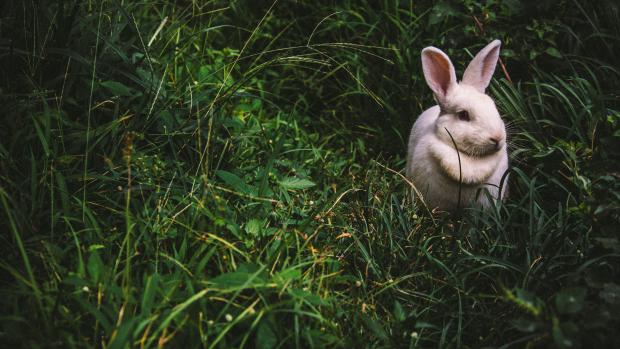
left=1, top=0, right=619, bottom=348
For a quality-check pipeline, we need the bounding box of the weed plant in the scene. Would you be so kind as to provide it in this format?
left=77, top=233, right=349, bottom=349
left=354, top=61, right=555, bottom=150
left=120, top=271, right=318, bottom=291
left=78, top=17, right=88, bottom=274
left=1, top=1, right=619, bottom=348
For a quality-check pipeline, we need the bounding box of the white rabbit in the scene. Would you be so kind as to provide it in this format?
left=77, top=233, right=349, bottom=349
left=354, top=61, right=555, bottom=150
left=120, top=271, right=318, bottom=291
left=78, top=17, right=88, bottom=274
left=406, top=40, right=508, bottom=211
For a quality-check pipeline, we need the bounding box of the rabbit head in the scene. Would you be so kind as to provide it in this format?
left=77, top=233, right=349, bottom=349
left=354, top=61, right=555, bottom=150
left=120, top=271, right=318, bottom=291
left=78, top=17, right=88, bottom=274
left=421, top=40, right=506, bottom=158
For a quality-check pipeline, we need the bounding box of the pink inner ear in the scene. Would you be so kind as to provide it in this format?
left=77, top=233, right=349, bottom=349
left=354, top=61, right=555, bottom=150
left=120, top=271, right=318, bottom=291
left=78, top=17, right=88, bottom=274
left=481, top=46, right=500, bottom=81
left=462, top=41, right=501, bottom=92
left=423, top=51, right=453, bottom=98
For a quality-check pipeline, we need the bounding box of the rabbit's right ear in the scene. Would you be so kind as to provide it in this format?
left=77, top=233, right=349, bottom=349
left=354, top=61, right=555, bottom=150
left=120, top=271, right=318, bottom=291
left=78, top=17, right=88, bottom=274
left=421, top=47, right=457, bottom=102
left=462, top=40, right=501, bottom=92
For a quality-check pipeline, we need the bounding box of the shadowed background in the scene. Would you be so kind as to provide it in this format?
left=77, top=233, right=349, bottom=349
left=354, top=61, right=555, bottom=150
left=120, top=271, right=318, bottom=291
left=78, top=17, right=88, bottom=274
left=1, top=1, right=619, bottom=347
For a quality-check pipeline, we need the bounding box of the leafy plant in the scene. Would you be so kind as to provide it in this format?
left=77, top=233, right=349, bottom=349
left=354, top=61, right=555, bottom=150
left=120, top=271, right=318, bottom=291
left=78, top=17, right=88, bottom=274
left=0, top=0, right=618, bottom=347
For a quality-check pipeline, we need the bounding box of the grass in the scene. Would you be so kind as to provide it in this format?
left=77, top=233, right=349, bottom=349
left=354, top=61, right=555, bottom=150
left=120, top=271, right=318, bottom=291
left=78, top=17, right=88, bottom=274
left=1, top=0, right=619, bottom=348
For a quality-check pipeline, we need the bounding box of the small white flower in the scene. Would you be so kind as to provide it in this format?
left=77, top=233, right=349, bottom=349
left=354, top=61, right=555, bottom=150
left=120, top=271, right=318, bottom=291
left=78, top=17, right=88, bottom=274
left=410, top=331, right=418, bottom=338
left=225, top=314, right=233, bottom=322
left=82, top=286, right=89, bottom=292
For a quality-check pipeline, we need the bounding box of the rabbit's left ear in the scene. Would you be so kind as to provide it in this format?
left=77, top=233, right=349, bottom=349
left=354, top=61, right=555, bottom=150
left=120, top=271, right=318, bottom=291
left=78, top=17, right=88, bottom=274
left=462, top=40, right=501, bottom=92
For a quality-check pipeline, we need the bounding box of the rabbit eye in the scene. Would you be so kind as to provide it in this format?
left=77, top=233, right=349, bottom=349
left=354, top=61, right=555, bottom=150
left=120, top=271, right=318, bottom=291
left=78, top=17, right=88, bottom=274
left=457, top=110, right=470, bottom=121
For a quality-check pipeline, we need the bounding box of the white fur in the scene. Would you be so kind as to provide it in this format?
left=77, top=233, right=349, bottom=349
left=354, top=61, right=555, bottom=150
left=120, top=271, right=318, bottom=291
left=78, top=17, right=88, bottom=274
left=406, top=40, right=509, bottom=211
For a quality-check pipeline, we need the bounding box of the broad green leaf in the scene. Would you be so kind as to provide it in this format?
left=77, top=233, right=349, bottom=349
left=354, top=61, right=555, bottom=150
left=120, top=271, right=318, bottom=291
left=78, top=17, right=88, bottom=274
left=226, top=222, right=243, bottom=239
left=415, top=321, right=438, bottom=329
left=361, top=315, right=388, bottom=341
left=393, top=300, right=406, bottom=322
left=74, top=293, right=113, bottom=332
left=273, top=268, right=301, bottom=283
left=87, top=251, right=103, bottom=283
left=256, top=319, right=277, bottom=349
left=237, top=263, right=263, bottom=274
left=288, top=289, right=326, bottom=305
left=100, top=80, right=133, bottom=96
left=210, top=271, right=257, bottom=289
left=216, top=170, right=255, bottom=194
left=245, top=218, right=263, bottom=236
left=107, top=318, right=138, bottom=348
left=209, top=266, right=266, bottom=290
left=141, top=273, right=159, bottom=315
left=279, top=177, right=316, bottom=190
left=545, top=47, right=563, bottom=58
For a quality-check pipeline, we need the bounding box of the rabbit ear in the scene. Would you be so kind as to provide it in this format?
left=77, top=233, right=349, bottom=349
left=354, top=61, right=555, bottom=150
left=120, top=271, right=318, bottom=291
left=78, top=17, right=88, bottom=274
left=462, top=40, right=501, bottom=92
left=421, top=47, right=457, bottom=102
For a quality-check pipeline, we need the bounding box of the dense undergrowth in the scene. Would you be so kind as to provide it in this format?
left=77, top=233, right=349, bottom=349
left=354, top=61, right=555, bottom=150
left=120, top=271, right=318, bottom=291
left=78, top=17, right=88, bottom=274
left=1, top=1, right=619, bottom=348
